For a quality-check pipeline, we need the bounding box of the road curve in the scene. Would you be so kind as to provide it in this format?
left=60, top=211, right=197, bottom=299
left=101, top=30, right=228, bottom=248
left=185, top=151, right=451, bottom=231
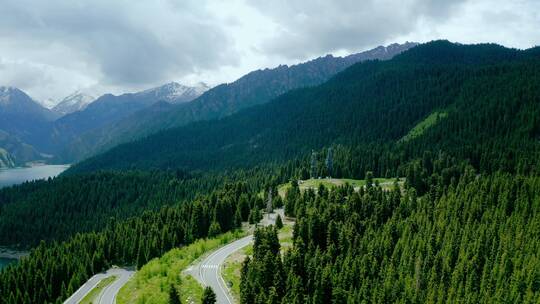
left=189, top=235, right=253, bottom=304
left=97, top=269, right=134, bottom=304
left=188, top=210, right=282, bottom=304
left=63, top=268, right=134, bottom=304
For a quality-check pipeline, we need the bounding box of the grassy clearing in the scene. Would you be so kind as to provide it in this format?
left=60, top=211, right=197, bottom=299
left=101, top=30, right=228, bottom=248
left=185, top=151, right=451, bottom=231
left=180, top=275, right=205, bottom=304
left=222, top=252, right=243, bottom=302
left=278, top=224, right=294, bottom=251
left=117, top=230, right=245, bottom=304
left=278, top=177, right=403, bottom=196
left=222, top=221, right=294, bottom=302
left=80, top=275, right=118, bottom=304
left=400, top=111, right=448, bottom=142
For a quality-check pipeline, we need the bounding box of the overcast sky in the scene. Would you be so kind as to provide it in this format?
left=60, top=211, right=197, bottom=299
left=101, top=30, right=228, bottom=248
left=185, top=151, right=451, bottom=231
left=0, top=0, right=538, bottom=102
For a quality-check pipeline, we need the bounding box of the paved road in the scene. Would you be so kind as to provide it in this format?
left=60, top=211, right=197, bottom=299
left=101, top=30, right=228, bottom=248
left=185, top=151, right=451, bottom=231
left=63, top=268, right=134, bottom=304
left=189, top=235, right=253, bottom=304
left=96, top=269, right=134, bottom=304
left=188, top=209, right=282, bottom=304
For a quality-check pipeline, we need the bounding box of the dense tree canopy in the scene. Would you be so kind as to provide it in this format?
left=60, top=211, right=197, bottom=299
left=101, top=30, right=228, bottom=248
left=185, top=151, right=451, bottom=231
left=0, top=166, right=286, bottom=248
left=0, top=182, right=257, bottom=304
left=242, top=172, right=540, bottom=303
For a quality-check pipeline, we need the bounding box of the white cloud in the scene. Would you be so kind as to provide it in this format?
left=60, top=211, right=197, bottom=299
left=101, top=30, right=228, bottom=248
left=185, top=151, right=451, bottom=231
left=0, top=0, right=537, bottom=103
left=245, top=0, right=466, bottom=60
left=0, top=0, right=237, bottom=100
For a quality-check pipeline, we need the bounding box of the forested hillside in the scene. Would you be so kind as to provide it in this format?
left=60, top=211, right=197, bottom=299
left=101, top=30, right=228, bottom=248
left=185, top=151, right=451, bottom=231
left=0, top=165, right=288, bottom=248
left=63, top=43, right=416, bottom=162
left=69, top=41, right=540, bottom=176
left=0, top=182, right=261, bottom=303
left=241, top=172, right=540, bottom=303
left=0, top=171, right=210, bottom=247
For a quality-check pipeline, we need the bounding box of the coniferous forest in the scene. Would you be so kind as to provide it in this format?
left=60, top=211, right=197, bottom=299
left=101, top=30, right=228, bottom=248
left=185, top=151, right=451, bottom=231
left=242, top=172, right=540, bottom=303
left=1, top=41, right=540, bottom=303
left=0, top=182, right=261, bottom=303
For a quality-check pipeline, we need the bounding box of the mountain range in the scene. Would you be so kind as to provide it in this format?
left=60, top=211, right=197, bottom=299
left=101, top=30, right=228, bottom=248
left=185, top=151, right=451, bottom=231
left=0, top=42, right=416, bottom=167
left=0, top=82, right=210, bottom=167
left=68, top=41, right=540, bottom=175
left=0, top=42, right=419, bottom=168
left=60, top=42, right=417, bottom=161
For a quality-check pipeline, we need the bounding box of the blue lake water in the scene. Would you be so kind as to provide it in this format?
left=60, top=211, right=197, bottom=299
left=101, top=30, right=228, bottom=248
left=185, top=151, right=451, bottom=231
left=0, top=257, right=16, bottom=270
left=0, top=164, right=70, bottom=188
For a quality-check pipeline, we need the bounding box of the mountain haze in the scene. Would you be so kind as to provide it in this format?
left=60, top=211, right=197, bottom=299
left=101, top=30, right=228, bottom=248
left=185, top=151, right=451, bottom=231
left=139, top=82, right=210, bottom=104
left=64, top=42, right=417, bottom=161
left=49, top=82, right=208, bottom=156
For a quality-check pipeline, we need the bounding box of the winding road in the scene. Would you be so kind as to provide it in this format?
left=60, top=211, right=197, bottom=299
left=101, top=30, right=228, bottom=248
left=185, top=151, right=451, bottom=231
left=65, top=210, right=283, bottom=304
left=63, top=268, right=134, bottom=304
left=188, top=209, right=283, bottom=304
left=189, top=235, right=253, bottom=304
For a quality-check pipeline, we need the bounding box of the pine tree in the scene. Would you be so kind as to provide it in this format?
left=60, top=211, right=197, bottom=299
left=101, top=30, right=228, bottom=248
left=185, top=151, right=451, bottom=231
left=202, top=286, right=217, bottom=304
left=169, top=284, right=181, bottom=304
left=208, top=221, right=221, bottom=238
left=275, top=215, right=283, bottom=229
left=234, top=208, right=243, bottom=228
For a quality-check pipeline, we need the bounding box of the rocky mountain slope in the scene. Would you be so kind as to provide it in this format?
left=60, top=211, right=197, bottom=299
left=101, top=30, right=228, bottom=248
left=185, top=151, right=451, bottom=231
left=0, top=87, right=58, bottom=165
left=63, top=42, right=417, bottom=161
left=52, top=91, right=95, bottom=116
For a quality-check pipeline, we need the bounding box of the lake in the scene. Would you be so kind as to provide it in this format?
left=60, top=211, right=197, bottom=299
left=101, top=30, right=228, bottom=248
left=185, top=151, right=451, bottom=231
left=0, top=258, right=16, bottom=269
left=0, top=257, right=16, bottom=270
left=0, top=164, right=70, bottom=188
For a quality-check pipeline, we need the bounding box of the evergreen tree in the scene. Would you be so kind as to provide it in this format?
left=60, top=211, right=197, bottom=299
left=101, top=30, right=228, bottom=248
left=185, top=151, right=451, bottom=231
left=241, top=173, right=540, bottom=303
left=275, top=215, right=283, bottom=229
left=202, top=287, right=217, bottom=304
left=208, top=221, right=222, bottom=238
left=169, top=284, right=181, bottom=304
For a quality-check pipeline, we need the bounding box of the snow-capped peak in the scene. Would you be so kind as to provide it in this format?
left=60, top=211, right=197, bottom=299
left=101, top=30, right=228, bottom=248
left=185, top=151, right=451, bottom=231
left=192, top=82, right=211, bottom=95
left=0, top=86, right=33, bottom=106
left=53, top=91, right=95, bottom=115
left=39, top=98, right=57, bottom=109
left=140, top=82, right=210, bottom=104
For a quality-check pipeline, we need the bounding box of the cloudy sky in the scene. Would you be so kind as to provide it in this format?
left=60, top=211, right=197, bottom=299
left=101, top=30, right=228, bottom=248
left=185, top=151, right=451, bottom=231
left=0, top=0, right=538, bottom=103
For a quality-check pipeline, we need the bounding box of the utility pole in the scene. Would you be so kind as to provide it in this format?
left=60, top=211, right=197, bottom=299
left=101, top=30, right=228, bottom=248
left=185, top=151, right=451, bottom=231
left=310, top=150, right=317, bottom=179
left=266, top=188, right=273, bottom=213
left=326, top=147, right=333, bottom=178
